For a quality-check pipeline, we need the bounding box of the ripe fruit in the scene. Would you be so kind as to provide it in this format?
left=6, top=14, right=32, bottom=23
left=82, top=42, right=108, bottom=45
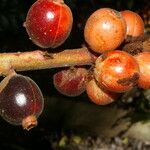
left=84, top=8, right=126, bottom=53
left=25, top=0, right=73, bottom=48
left=0, top=73, right=44, bottom=130
left=86, top=79, right=118, bottom=105
left=134, top=52, right=150, bottom=89
left=53, top=67, right=88, bottom=97
left=94, top=50, right=140, bottom=93
left=121, top=10, right=144, bottom=37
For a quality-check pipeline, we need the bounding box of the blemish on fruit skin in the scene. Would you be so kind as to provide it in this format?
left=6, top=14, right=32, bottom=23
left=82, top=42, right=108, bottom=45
left=109, top=57, right=122, bottom=64
left=117, top=72, right=139, bottom=86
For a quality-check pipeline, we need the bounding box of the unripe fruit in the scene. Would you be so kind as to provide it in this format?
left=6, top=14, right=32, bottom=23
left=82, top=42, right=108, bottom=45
left=53, top=68, right=88, bottom=97
left=84, top=8, right=126, bottom=53
left=25, top=0, right=73, bottom=48
left=134, top=52, right=150, bottom=89
left=121, top=10, right=144, bottom=37
left=0, top=73, right=44, bottom=130
left=94, top=50, right=140, bottom=93
left=86, top=79, right=118, bottom=105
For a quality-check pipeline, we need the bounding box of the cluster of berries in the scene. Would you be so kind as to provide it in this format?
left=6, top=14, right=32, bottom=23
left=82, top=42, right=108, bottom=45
left=0, top=0, right=149, bottom=130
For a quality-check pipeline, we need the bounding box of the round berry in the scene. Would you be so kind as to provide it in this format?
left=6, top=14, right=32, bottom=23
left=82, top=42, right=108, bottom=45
left=94, top=50, right=140, bottom=93
left=53, top=67, right=88, bottom=97
left=0, top=73, right=44, bottom=130
left=135, top=52, right=150, bottom=89
left=25, top=0, right=73, bottom=48
left=84, top=8, right=126, bottom=53
left=121, top=10, right=144, bottom=37
left=86, top=79, right=118, bottom=105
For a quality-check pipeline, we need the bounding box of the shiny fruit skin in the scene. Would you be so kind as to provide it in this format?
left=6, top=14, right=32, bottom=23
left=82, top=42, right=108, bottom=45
left=0, top=74, right=44, bottom=126
left=53, top=68, right=88, bottom=97
left=135, top=52, right=150, bottom=89
left=121, top=10, right=144, bottom=37
left=94, top=50, right=140, bottom=93
left=25, top=0, right=73, bottom=48
left=86, top=79, right=118, bottom=105
left=84, top=8, right=126, bottom=53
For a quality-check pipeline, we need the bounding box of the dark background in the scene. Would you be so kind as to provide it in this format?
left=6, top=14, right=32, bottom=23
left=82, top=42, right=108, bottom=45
left=0, top=0, right=149, bottom=149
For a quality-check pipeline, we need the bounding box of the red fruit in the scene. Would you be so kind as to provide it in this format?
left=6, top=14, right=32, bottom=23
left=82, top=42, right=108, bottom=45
left=25, top=0, right=73, bottom=48
left=94, top=50, right=140, bottom=93
left=135, top=52, right=150, bottom=89
left=121, top=10, right=144, bottom=37
left=53, top=68, right=88, bottom=97
left=84, top=8, right=126, bottom=53
left=0, top=73, right=44, bottom=130
left=86, top=79, right=118, bottom=105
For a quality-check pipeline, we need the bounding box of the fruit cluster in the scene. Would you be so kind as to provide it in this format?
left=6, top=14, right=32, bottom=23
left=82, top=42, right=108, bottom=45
left=83, top=9, right=148, bottom=105
left=0, top=0, right=149, bottom=129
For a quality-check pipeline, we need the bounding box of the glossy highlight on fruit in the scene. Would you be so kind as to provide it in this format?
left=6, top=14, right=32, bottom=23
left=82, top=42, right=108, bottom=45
left=94, top=50, right=140, bottom=93
left=53, top=67, right=88, bottom=97
left=86, top=79, right=118, bottom=105
left=25, top=0, right=73, bottom=48
left=0, top=73, right=44, bottom=130
left=135, top=52, right=150, bottom=89
left=84, top=8, right=126, bottom=53
left=121, top=10, right=144, bottom=37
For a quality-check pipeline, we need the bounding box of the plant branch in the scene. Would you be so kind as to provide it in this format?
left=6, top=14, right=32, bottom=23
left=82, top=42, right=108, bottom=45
left=0, top=47, right=95, bottom=76
left=0, top=35, right=149, bottom=76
